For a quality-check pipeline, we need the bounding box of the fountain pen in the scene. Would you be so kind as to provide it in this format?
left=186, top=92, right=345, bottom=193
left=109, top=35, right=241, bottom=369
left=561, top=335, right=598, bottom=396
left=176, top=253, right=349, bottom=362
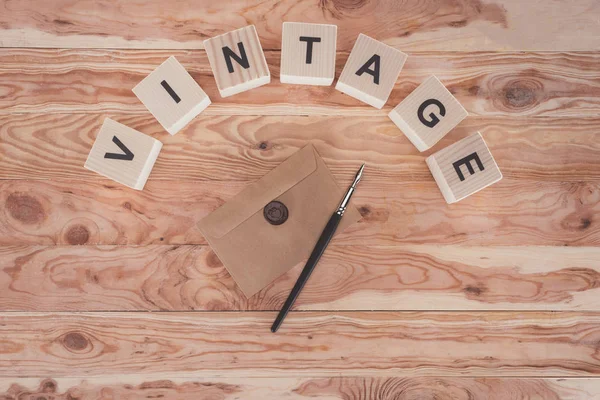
left=271, top=164, right=365, bottom=333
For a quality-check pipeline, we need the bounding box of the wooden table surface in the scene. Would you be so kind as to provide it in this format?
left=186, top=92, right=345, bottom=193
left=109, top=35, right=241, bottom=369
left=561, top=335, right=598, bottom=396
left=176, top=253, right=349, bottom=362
left=1, top=1, right=600, bottom=399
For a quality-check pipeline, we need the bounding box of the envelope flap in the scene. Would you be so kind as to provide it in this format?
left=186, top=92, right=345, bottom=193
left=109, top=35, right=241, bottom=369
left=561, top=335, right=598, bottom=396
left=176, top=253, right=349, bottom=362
left=199, top=144, right=318, bottom=238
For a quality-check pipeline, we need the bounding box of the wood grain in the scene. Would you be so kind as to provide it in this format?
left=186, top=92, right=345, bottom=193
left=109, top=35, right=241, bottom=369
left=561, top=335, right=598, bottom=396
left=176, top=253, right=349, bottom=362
left=1, top=0, right=599, bottom=50
left=2, top=376, right=600, bottom=399
left=1, top=0, right=599, bottom=392
left=0, top=178, right=598, bottom=247
left=1, top=312, right=600, bottom=377
left=2, top=245, right=600, bottom=311
left=1, top=49, right=599, bottom=117
left=1, top=114, right=599, bottom=183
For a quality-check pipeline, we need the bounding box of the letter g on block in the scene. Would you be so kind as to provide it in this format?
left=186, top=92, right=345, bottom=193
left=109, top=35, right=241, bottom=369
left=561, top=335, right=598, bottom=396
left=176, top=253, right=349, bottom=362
left=418, top=98, right=446, bottom=128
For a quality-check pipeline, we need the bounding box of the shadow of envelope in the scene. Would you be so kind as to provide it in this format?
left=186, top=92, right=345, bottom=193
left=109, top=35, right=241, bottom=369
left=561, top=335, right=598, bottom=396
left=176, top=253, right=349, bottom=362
left=197, top=144, right=361, bottom=298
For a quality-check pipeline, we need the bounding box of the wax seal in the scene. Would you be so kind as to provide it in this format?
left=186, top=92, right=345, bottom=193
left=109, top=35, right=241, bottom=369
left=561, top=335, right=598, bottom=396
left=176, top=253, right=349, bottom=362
left=263, top=201, right=288, bottom=225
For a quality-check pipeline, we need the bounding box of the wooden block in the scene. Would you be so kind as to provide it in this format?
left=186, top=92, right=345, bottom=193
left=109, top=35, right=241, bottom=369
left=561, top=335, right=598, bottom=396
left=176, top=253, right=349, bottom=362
left=203, top=25, right=270, bottom=98
left=335, top=34, right=407, bottom=109
left=389, top=75, right=468, bottom=151
left=84, top=118, right=162, bottom=190
left=132, top=56, right=211, bottom=135
left=426, top=132, right=502, bottom=204
left=280, top=22, right=337, bottom=85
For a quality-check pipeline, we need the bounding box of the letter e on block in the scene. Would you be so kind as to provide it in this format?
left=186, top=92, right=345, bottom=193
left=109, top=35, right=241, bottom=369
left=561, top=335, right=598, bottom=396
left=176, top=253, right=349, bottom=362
left=335, top=34, right=407, bottom=109
left=389, top=75, right=468, bottom=151
left=84, top=118, right=162, bottom=190
left=204, top=25, right=271, bottom=97
left=280, top=22, right=337, bottom=85
left=133, top=56, right=211, bottom=135
left=426, top=132, right=502, bottom=204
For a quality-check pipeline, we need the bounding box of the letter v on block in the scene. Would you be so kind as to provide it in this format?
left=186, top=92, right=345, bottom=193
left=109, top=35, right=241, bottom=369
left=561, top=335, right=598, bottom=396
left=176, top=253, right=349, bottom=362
left=84, top=118, right=163, bottom=190
left=104, top=136, right=134, bottom=160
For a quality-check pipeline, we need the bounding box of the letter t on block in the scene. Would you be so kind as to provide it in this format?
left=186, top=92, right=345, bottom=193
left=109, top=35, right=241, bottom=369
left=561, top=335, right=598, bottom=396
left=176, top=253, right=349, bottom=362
left=426, top=132, right=502, bottom=204
left=335, top=34, right=407, bottom=109
left=280, top=22, right=337, bottom=85
left=204, top=25, right=271, bottom=97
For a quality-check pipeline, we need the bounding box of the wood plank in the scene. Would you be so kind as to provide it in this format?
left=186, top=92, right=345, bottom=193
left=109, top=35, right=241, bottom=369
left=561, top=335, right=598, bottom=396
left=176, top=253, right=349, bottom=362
left=1, top=114, right=599, bottom=183
left=1, top=312, right=600, bottom=377
left=1, top=179, right=598, bottom=247
left=1, top=49, right=599, bottom=117
left=2, top=245, right=600, bottom=312
left=1, top=0, right=599, bottom=50
left=2, top=376, right=600, bottom=400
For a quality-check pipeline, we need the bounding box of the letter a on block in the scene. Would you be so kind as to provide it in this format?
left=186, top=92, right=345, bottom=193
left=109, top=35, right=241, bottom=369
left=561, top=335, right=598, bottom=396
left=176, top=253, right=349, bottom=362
left=133, top=56, right=211, bottom=135
left=335, top=34, right=407, bottom=109
left=389, top=76, right=468, bottom=151
left=426, top=132, right=502, bottom=204
left=84, top=118, right=162, bottom=190
left=204, top=25, right=271, bottom=97
left=280, top=22, right=337, bottom=85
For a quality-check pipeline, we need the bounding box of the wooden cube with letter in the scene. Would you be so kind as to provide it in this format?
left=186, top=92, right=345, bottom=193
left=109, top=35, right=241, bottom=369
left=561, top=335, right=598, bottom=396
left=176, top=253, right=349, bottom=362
left=335, top=33, right=407, bottom=109
left=389, top=75, right=468, bottom=151
left=426, top=132, right=502, bottom=204
left=280, top=22, right=337, bottom=85
left=204, top=25, right=271, bottom=97
left=132, top=56, right=211, bottom=135
left=84, top=118, right=163, bottom=190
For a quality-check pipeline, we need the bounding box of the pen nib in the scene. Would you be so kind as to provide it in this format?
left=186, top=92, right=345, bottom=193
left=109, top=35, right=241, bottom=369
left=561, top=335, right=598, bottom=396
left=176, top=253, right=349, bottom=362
left=353, top=164, right=365, bottom=187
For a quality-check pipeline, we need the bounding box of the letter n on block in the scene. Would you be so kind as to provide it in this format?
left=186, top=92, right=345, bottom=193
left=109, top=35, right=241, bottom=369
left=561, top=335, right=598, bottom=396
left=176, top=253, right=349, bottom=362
left=280, top=22, right=337, bottom=85
left=335, top=34, right=407, bottom=109
left=204, top=25, right=271, bottom=97
left=389, top=75, right=467, bottom=151
left=84, top=118, right=162, bottom=190
left=426, top=132, right=502, bottom=204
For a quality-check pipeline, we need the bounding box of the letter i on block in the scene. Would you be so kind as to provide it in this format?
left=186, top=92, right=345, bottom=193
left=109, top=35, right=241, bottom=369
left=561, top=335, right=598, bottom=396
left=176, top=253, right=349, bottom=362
left=132, top=56, right=211, bottom=135
left=280, top=22, right=337, bottom=85
left=84, top=118, right=162, bottom=190
left=204, top=25, right=270, bottom=97
left=389, top=75, right=468, bottom=151
left=426, top=132, right=502, bottom=204
left=335, top=34, right=407, bottom=109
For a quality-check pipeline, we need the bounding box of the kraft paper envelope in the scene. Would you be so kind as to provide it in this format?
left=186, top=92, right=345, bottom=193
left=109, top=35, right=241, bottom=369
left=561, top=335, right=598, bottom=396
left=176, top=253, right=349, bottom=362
left=197, top=144, right=361, bottom=297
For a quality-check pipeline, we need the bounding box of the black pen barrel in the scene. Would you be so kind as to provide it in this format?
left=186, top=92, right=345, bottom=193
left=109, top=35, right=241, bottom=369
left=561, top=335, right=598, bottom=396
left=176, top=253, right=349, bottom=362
left=271, top=212, right=342, bottom=333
